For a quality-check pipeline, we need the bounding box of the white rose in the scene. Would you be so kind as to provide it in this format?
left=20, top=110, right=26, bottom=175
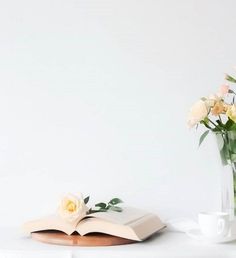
left=58, top=193, right=88, bottom=222
left=187, top=100, right=209, bottom=128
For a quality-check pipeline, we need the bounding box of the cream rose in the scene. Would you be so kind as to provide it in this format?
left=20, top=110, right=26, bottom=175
left=187, top=100, right=209, bottom=128
left=226, top=105, right=236, bottom=122
left=58, top=193, right=88, bottom=222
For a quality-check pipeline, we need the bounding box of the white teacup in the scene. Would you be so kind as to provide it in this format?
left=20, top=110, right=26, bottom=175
left=198, top=212, right=230, bottom=238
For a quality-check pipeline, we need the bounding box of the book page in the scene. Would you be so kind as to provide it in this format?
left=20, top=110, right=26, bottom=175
left=77, top=217, right=140, bottom=240
left=23, top=215, right=78, bottom=235
left=83, top=207, right=150, bottom=225
left=76, top=208, right=165, bottom=241
left=128, top=214, right=166, bottom=240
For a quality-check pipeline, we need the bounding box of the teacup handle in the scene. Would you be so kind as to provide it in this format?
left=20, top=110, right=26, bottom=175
left=217, top=218, right=225, bottom=235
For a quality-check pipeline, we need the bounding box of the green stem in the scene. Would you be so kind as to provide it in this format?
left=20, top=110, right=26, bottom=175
left=208, top=119, right=223, bottom=132
left=219, top=115, right=223, bottom=124
left=222, top=132, right=234, bottom=165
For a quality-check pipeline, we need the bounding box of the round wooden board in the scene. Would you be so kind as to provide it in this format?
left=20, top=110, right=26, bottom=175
left=31, top=231, right=137, bottom=246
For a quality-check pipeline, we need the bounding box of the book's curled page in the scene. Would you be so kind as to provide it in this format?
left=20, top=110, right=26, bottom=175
left=23, top=215, right=78, bottom=235
left=77, top=207, right=165, bottom=241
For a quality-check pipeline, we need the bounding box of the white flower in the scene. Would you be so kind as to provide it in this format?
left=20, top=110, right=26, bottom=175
left=187, top=100, right=209, bottom=128
left=58, top=193, right=88, bottom=222
left=226, top=105, right=236, bottom=122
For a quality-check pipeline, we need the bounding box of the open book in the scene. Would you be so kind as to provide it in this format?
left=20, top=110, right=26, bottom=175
left=23, top=207, right=165, bottom=241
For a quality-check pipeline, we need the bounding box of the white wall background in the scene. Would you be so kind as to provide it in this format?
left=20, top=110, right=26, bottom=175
left=0, top=0, right=236, bottom=226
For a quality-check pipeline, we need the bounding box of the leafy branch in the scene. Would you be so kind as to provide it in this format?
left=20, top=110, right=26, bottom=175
left=86, top=197, right=123, bottom=214
left=226, top=74, right=236, bottom=84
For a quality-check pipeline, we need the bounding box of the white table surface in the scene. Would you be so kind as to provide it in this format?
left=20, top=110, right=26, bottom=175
left=1, top=227, right=236, bottom=258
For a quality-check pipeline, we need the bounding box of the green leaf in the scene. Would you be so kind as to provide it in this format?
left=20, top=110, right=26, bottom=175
left=225, top=119, right=236, bottom=131
left=95, top=202, right=107, bottom=209
left=230, top=124, right=236, bottom=131
left=84, top=196, right=90, bottom=205
left=226, top=74, right=236, bottom=83
left=225, top=119, right=234, bottom=130
left=231, top=154, right=236, bottom=162
left=199, top=130, right=210, bottom=147
left=109, top=206, right=123, bottom=212
left=108, top=198, right=123, bottom=205
left=229, top=89, right=236, bottom=95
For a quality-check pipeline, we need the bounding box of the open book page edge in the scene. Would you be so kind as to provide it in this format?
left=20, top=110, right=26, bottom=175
left=76, top=212, right=165, bottom=241
left=22, top=215, right=77, bottom=235
left=127, top=214, right=166, bottom=240
left=76, top=217, right=141, bottom=241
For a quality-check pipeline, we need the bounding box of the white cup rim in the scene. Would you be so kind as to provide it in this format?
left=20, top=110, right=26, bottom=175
left=199, top=211, right=229, bottom=217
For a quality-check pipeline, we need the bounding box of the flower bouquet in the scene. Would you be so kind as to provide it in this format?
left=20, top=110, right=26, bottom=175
left=188, top=72, right=236, bottom=217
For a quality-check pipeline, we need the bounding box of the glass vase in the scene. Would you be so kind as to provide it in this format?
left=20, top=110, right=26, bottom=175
left=216, top=131, right=236, bottom=218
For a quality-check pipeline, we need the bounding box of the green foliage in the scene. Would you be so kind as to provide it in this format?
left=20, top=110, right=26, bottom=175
left=226, top=74, right=236, bottom=83
left=200, top=119, right=212, bottom=129
left=191, top=71, right=236, bottom=155
left=225, top=119, right=235, bottom=130
left=84, top=196, right=90, bottom=205
left=229, top=89, right=236, bottom=95
left=199, top=130, right=210, bottom=147
left=215, top=130, right=236, bottom=166
left=87, top=197, right=123, bottom=215
left=95, top=202, right=107, bottom=209
left=108, top=198, right=123, bottom=205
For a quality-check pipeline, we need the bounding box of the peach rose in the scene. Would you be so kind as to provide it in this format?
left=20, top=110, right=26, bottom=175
left=211, top=101, right=225, bottom=116
left=217, top=84, right=229, bottom=98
